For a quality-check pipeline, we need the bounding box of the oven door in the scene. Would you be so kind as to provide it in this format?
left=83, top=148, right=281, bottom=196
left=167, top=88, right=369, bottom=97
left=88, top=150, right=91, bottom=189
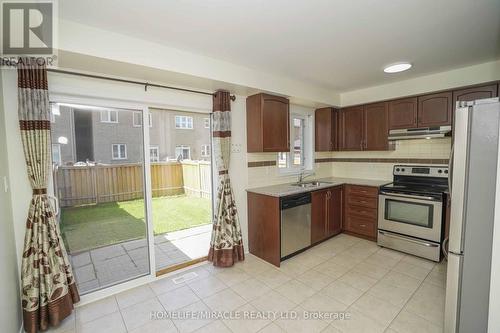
left=378, top=193, right=443, bottom=242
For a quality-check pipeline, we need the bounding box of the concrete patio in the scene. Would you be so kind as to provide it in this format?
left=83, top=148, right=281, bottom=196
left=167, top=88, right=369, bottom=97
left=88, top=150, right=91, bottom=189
left=70, top=224, right=212, bottom=294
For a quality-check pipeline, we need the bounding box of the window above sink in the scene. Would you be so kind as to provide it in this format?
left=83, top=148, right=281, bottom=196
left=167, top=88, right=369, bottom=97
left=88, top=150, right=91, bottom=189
left=278, top=108, right=314, bottom=175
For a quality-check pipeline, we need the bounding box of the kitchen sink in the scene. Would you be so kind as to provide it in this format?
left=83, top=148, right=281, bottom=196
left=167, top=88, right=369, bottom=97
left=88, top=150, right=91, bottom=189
left=291, top=181, right=331, bottom=188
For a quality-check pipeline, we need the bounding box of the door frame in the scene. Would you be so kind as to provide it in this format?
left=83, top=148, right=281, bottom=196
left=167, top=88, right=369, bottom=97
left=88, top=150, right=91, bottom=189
left=49, top=95, right=215, bottom=306
left=48, top=95, right=155, bottom=306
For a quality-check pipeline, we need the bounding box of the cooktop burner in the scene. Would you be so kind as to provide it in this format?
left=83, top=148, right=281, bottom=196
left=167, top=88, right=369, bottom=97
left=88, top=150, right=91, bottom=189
left=380, top=165, right=449, bottom=197
left=380, top=182, right=448, bottom=196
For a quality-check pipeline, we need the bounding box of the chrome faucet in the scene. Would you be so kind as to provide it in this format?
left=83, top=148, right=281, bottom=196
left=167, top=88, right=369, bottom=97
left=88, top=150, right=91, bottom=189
left=297, top=171, right=314, bottom=183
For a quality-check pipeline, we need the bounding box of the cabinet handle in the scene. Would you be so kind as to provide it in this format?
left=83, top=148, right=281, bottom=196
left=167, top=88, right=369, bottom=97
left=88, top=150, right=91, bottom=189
left=360, top=224, right=367, bottom=227
left=325, top=194, right=329, bottom=234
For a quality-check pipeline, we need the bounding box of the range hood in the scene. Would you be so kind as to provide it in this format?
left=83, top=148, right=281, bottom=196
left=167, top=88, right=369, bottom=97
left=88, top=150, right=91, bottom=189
left=388, top=126, right=452, bottom=141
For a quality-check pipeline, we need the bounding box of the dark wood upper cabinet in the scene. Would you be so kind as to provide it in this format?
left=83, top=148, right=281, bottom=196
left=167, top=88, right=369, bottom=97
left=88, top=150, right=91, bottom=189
left=452, top=84, right=498, bottom=103
left=340, top=106, right=364, bottom=151
left=246, top=93, right=289, bottom=152
left=388, top=97, right=418, bottom=129
left=315, top=107, right=339, bottom=151
left=417, top=92, right=453, bottom=127
left=364, top=102, right=389, bottom=150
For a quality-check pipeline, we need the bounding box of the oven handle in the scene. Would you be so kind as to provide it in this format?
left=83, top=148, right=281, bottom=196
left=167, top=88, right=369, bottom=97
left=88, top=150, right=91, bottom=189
left=379, top=191, right=439, bottom=202
left=378, top=230, right=440, bottom=248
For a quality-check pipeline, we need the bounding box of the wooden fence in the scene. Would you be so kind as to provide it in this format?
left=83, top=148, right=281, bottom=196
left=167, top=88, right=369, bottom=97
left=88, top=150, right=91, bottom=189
left=181, top=160, right=212, bottom=199
left=54, top=161, right=212, bottom=207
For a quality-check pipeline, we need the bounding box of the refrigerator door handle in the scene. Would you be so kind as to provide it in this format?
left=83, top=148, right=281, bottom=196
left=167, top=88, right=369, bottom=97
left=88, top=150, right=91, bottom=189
left=448, top=144, right=454, bottom=195
left=448, top=105, right=470, bottom=254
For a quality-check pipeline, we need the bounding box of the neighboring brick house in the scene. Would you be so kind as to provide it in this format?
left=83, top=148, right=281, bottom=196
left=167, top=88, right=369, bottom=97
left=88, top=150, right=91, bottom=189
left=51, top=106, right=211, bottom=165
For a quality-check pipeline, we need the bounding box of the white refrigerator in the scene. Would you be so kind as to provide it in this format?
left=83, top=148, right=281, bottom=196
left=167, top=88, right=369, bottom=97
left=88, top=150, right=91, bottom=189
left=445, top=98, right=500, bottom=332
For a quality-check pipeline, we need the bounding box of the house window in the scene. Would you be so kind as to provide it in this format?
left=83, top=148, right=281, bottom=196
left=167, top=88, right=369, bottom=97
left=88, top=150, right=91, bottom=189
left=278, top=114, right=313, bottom=173
left=204, top=118, right=210, bottom=129
left=112, top=144, right=127, bottom=160
left=175, top=115, right=193, bottom=129
left=201, top=144, right=210, bottom=157
left=50, top=104, right=60, bottom=123
left=150, top=146, right=160, bottom=162
left=133, top=111, right=153, bottom=127
left=100, top=110, right=118, bottom=123
left=175, top=145, right=191, bottom=160
left=52, top=144, right=62, bottom=165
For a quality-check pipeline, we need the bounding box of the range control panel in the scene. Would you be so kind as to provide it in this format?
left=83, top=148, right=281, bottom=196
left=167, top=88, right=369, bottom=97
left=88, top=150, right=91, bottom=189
left=393, top=165, right=449, bottom=178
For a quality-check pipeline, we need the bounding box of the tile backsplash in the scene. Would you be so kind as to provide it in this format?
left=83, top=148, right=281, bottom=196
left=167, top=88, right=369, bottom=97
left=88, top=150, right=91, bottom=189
left=247, top=138, right=452, bottom=187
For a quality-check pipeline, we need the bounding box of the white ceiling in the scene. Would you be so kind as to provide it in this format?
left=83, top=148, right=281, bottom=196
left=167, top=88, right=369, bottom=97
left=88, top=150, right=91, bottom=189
left=60, top=0, right=500, bottom=92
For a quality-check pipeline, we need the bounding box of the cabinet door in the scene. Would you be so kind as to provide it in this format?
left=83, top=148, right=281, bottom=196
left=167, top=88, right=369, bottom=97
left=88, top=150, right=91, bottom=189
left=311, top=189, right=328, bottom=243
left=417, top=92, right=453, bottom=127
left=340, top=106, right=364, bottom=151
left=388, top=97, right=418, bottom=129
left=364, top=102, right=389, bottom=150
left=315, top=108, right=338, bottom=151
left=262, top=96, right=289, bottom=152
left=452, top=84, right=498, bottom=103
left=327, top=187, right=343, bottom=236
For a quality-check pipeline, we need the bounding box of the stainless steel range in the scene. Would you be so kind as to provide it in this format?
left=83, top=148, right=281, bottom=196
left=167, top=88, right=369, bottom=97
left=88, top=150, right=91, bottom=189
left=378, top=165, right=448, bottom=261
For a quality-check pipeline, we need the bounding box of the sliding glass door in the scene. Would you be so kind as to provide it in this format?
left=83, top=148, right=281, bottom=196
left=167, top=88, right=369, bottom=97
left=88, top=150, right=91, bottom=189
left=50, top=104, right=151, bottom=294
left=148, top=108, right=213, bottom=273
left=49, top=102, right=214, bottom=294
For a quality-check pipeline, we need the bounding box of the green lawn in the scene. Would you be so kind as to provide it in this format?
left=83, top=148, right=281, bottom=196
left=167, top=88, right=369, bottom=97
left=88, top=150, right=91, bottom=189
left=60, top=195, right=212, bottom=253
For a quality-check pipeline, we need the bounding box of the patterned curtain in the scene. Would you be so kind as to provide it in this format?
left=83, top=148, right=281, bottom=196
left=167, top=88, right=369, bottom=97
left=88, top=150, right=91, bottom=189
left=208, top=90, right=245, bottom=267
left=18, top=58, right=79, bottom=333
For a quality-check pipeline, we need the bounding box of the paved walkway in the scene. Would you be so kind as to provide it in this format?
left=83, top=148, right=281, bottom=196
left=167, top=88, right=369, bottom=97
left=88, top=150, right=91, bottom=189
left=70, top=224, right=212, bottom=294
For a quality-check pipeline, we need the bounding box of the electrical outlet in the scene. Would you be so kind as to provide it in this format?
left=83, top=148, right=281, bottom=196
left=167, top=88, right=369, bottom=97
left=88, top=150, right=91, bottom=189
left=231, top=143, right=242, bottom=153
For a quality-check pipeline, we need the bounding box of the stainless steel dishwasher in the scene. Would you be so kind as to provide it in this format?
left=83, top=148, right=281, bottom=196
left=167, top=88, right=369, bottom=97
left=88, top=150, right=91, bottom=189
left=280, top=192, right=312, bottom=259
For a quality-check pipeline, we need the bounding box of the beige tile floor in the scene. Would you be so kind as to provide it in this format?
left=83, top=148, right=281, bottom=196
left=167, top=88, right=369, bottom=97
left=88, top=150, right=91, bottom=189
left=47, top=234, right=446, bottom=333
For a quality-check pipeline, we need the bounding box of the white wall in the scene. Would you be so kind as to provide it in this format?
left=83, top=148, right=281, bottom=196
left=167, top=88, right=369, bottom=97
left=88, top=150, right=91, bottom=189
left=0, top=70, right=22, bottom=333
left=58, top=19, right=340, bottom=106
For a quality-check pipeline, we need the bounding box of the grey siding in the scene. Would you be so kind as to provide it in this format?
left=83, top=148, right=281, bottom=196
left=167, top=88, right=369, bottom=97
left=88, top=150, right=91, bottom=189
left=51, top=107, right=211, bottom=165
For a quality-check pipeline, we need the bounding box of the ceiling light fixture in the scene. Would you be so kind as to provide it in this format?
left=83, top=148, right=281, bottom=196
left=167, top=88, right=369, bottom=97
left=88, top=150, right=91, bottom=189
left=384, top=63, right=412, bottom=74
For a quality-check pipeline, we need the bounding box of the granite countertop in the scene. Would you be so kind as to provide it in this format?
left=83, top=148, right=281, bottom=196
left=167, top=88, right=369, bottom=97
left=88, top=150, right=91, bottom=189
left=246, top=177, right=391, bottom=197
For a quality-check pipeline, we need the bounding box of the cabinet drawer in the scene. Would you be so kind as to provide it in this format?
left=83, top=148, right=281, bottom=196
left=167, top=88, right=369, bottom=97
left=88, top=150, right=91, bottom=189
left=346, top=215, right=377, bottom=238
left=347, top=195, right=378, bottom=209
left=346, top=204, right=377, bottom=220
left=346, top=185, right=378, bottom=197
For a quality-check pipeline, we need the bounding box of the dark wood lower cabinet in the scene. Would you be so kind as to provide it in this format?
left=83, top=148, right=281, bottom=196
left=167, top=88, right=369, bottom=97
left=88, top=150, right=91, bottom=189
left=328, top=186, right=343, bottom=236
left=248, top=184, right=374, bottom=267
left=247, top=192, right=281, bottom=266
left=311, top=186, right=343, bottom=244
left=311, top=190, right=328, bottom=244
left=343, top=185, right=378, bottom=240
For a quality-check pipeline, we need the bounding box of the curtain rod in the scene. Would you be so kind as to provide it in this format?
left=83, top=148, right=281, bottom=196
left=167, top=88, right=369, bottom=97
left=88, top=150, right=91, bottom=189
left=47, top=68, right=236, bottom=101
